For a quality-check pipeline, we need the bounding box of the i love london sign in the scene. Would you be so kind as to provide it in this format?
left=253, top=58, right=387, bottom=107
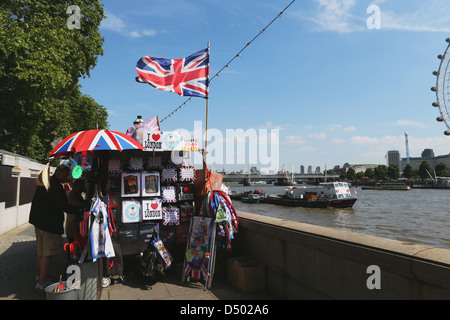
left=144, top=130, right=164, bottom=151
left=142, top=199, right=162, bottom=220
left=143, top=129, right=198, bottom=152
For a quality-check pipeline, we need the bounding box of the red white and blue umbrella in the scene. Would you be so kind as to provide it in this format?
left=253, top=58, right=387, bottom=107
left=48, top=129, right=145, bottom=158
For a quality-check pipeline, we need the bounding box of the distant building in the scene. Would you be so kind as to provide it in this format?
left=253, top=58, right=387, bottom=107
left=399, top=149, right=450, bottom=171
left=387, top=150, right=401, bottom=168
left=300, top=165, right=305, bottom=174
left=307, top=165, right=313, bottom=174
left=349, top=163, right=380, bottom=173
left=421, top=149, right=435, bottom=159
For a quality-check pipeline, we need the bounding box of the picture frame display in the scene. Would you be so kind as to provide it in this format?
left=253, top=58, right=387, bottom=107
left=141, top=172, right=160, bottom=197
left=121, top=172, right=140, bottom=197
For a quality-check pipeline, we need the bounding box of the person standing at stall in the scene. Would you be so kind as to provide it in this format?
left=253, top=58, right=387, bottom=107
left=65, top=179, right=88, bottom=243
left=29, top=164, right=83, bottom=292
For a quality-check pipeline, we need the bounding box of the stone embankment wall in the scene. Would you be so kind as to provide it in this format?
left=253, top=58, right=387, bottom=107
left=233, top=211, right=450, bottom=299
left=0, top=151, right=51, bottom=236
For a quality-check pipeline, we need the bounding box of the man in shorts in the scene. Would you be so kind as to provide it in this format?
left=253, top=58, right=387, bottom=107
left=29, top=164, right=83, bottom=292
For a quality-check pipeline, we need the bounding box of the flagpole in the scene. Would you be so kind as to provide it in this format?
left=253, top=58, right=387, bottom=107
left=204, top=42, right=210, bottom=168
left=203, top=42, right=210, bottom=207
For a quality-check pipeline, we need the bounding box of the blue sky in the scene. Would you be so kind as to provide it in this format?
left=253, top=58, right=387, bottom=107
left=79, top=0, right=450, bottom=172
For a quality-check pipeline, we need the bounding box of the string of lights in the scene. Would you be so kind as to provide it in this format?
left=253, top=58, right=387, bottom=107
left=160, top=0, right=296, bottom=123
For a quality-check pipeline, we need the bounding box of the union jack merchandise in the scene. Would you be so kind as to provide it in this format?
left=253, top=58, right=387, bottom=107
left=136, top=48, right=209, bottom=99
left=162, top=207, right=180, bottom=226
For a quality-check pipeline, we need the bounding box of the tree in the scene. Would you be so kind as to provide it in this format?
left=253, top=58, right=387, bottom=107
left=356, top=171, right=365, bottom=181
left=346, top=167, right=356, bottom=181
left=435, top=162, right=450, bottom=177
left=402, top=164, right=414, bottom=179
left=374, top=165, right=387, bottom=180
left=387, top=164, right=400, bottom=180
left=418, top=161, right=432, bottom=180
left=0, top=0, right=107, bottom=163
left=365, top=168, right=375, bottom=180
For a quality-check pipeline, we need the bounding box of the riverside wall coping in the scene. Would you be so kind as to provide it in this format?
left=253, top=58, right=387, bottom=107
left=236, top=210, right=450, bottom=266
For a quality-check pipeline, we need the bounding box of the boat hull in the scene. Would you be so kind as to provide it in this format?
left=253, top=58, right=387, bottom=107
left=261, top=196, right=330, bottom=208
left=241, top=197, right=260, bottom=204
left=329, top=197, right=357, bottom=208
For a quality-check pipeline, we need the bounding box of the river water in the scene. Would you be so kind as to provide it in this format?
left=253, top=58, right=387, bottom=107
left=228, top=184, right=450, bottom=250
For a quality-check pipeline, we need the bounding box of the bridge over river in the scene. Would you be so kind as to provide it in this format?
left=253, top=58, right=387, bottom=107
left=221, top=173, right=340, bottom=183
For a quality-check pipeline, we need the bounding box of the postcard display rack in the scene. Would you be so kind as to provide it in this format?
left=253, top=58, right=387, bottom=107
left=106, top=150, right=196, bottom=257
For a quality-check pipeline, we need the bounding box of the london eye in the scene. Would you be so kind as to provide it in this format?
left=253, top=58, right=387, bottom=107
left=432, top=38, right=450, bottom=135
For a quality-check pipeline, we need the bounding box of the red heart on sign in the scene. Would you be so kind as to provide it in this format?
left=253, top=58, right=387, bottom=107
left=183, top=186, right=191, bottom=192
left=151, top=203, right=158, bottom=210
left=152, top=134, right=160, bottom=141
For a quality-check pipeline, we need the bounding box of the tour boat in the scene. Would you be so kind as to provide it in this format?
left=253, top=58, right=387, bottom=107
left=283, top=182, right=358, bottom=208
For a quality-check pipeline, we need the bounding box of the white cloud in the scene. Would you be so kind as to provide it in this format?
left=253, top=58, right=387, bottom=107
left=350, top=136, right=379, bottom=145
left=394, top=120, right=427, bottom=129
left=291, top=0, right=450, bottom=34
left=313, top=0, right=362, bottom=33
left=101, top=12, right=157, bottom=38
left=284, top=135, right=306, bottom=145
left=308, top=132, right=327, bottom=139
left=297, top=146, right=317, bottom=152
left=328, top=124, right=356, bottom=131
left=260, top=122, right=285, bottom=130
left=343, top=126, right=356, bottom=132
left=380, top=6, right=450, bottom=32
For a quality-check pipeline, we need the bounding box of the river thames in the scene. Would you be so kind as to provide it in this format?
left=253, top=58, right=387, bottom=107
left=229, top=184, right=450, bottom=250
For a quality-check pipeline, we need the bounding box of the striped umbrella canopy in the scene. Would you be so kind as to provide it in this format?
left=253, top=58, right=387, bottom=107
left=48, top=129, right=145, bottom=158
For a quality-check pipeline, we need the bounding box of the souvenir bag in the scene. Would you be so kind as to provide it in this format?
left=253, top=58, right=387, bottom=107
left=90, top=197, right=115, bottom=262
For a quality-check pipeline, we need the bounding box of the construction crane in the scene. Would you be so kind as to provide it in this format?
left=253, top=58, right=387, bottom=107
left=405, top=132, right=410, bottom=164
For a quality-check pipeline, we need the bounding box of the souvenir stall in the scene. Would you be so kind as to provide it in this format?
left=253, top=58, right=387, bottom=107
left=48, top=117, right=238, bottom=292
left=48, top=129, right=147, bottom=298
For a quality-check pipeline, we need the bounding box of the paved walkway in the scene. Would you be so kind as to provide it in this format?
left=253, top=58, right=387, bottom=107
left=0, top=223, right=275, bottom=301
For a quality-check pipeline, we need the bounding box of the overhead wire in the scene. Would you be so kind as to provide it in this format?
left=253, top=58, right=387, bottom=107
left=160, top=0, right=296, bottom=123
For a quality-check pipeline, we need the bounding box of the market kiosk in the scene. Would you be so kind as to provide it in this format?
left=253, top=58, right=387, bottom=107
left=49, top=119, right=238, bottom=296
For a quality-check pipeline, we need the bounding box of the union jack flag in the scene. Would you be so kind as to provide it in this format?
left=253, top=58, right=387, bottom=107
left=136, top=48, right=209, bottom=99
